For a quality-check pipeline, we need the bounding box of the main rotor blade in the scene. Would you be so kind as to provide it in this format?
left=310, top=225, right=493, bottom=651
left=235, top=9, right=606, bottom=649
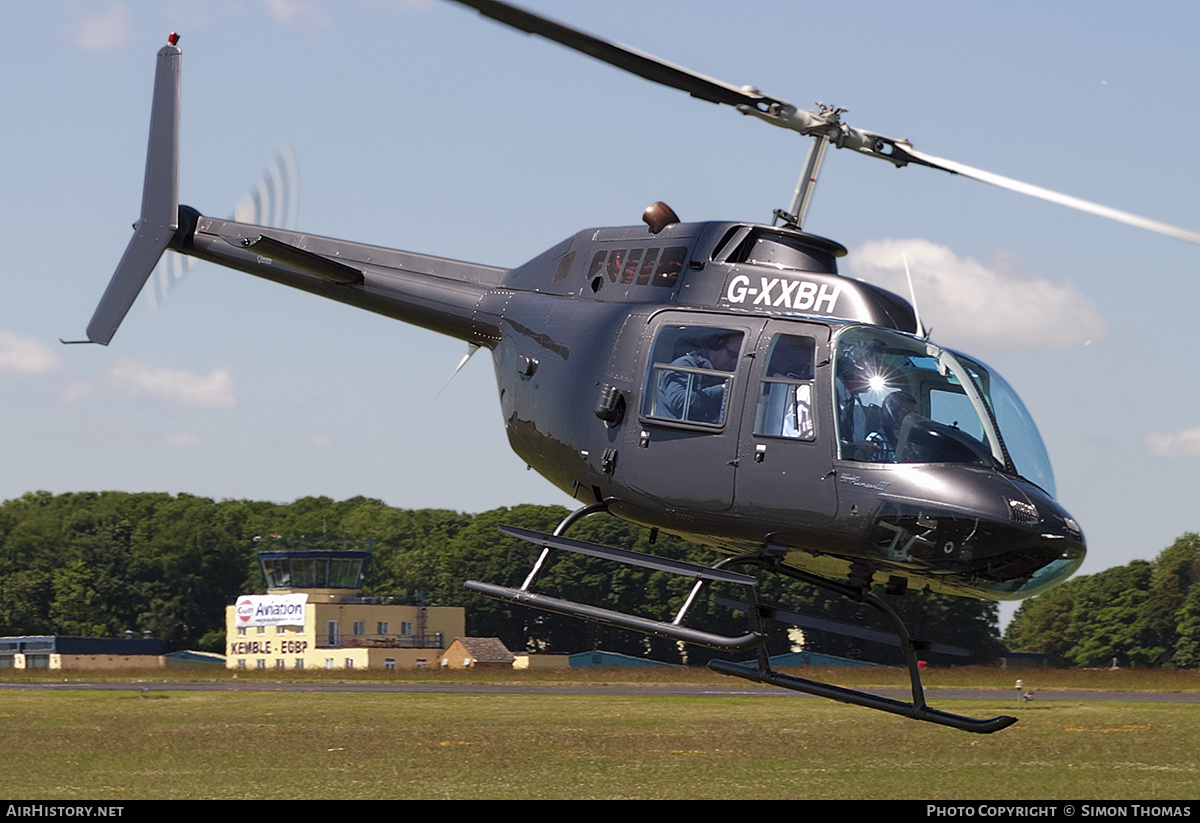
left=448, top=0, right=784, bottom=111
left=903, top=146, right=1200, bottom=246
left=450, top=0, right=1200, bottom=246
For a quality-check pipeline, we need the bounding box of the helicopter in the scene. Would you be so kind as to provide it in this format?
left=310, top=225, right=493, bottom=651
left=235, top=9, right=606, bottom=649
left=75, top=1, right=1200, bottom=733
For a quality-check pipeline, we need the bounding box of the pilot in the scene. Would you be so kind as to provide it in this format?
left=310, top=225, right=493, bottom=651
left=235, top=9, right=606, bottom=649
left=658, top=331, right=741, bottom=423
left=867, top=390, right=918, bottom=462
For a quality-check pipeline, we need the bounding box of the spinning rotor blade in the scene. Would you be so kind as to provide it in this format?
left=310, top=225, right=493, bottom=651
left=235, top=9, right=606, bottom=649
left=450, top=0, right=1200, bottom=246
left=447, top=0, right=942, bottom=161
left=147, top=144, right=301, bottom=313
left=449, top=0, right=777, bottom=110
left=901, top=145, right=1200, bottom=246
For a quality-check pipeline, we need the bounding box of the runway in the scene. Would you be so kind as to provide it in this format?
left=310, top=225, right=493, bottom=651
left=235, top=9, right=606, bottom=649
left=2, top=680, right=1198, bottom=703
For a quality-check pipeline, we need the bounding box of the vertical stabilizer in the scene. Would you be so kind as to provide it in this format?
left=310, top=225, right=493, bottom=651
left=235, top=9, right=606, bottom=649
left=84, top=36, right=181, bottom=345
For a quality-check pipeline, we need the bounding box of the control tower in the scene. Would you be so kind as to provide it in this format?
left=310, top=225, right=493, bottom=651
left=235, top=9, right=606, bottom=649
left=225, top=544, right=464, bottom=671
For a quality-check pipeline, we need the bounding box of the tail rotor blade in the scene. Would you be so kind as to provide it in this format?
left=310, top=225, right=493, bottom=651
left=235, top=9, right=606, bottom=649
left=148, top=144, right=299, bottom=314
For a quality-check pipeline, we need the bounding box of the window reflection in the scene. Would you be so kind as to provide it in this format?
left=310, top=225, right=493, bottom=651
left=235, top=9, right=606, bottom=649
left=586, top=246, right=688, bottom=288
left=754, top=334, right=816, bottom=440
left=834, top=327, right=1007, bottom=469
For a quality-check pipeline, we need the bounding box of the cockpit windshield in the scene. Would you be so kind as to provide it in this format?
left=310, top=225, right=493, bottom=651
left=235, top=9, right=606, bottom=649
left=833, top=327, right=1056, bottom=496
left=955, top=352, right=1057, bottom=497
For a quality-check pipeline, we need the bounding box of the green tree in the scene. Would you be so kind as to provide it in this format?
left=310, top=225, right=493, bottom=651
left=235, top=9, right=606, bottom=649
left=1005, top=585, right=1077, bottom=666
left=1173, top=585, right=1200, bottom=669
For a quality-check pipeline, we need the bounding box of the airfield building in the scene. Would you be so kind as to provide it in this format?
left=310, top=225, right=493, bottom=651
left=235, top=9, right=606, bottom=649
left=225, top=546, right=464, bottom=671
left=0, top=635, right=165, bottom=670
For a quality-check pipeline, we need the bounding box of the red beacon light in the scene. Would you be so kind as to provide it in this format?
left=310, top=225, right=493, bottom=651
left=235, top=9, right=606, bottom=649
left=167, top=32, right=180, bottom=46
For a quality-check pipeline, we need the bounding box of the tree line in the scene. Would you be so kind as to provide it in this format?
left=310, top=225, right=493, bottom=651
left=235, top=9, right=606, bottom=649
left=17, top=489, right=1186, bottom=667
left=1004, top=533, right=1200, bottom=668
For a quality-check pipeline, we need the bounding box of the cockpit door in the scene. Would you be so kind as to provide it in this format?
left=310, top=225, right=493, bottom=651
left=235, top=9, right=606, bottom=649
left=734, top=320, right=838, bottom=525
left=620, top=313, right=762, bottom=511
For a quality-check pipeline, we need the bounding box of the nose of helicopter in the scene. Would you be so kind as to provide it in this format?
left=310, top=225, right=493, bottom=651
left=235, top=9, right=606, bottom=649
left=861, top=466, right=1085, bottom=601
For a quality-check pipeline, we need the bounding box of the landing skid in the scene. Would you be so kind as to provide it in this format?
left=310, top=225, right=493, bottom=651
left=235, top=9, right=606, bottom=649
left=466, top=504, right=1017, bottom=734
left=707, top=660, right=1015, bottom=734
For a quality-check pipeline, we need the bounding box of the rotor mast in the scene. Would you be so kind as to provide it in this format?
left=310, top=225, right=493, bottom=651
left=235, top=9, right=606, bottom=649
left=777, top=106, right=843, bottom=228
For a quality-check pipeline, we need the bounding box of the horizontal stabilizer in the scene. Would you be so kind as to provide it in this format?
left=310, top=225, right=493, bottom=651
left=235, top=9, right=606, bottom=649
left=237, top=235, right=364, bottom=285
left=85, top=39, right=181, bottom=345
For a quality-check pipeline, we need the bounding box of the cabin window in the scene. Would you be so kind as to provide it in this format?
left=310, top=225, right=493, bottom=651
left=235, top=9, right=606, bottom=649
left=727, top=228, right=838, bottom=274
left=654, top=247, right=686, bottom=287
left=642, top=326, right=743, bottom=426
left=621, top=248, right=643, bottom=284
left=551, top=251, right=576, bottom=283
left=636, top=248, right=659, bottom=285
left=607, top=249, right=628, bottom=282
left=753, top=334, right=816, bottom=440
left=584, top=246, right=688, bottom=287
left=587, top=251, right=607, bottom=280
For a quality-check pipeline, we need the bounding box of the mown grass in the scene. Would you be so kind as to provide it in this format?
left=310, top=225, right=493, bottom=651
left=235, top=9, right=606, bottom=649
left=3, top=663, right=1199, bottom=692
left=2, top=672, right=1198, bottom=799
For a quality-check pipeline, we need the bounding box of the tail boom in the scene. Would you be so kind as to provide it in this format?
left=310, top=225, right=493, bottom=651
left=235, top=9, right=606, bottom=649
left=176, top=214, right=507, bottom=345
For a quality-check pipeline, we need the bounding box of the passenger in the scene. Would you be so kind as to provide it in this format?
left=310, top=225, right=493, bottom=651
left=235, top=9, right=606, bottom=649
left=605, top=250, right=624, bottom=282
left=658, top=332, right=741, bottom=423
left=781, top=383, right=813, bottom=439
left=769, top=338, right=815, bottom=439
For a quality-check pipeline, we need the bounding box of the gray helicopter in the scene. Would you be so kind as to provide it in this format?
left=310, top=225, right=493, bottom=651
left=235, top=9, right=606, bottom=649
left=79, top=1, right=1200, bottom=733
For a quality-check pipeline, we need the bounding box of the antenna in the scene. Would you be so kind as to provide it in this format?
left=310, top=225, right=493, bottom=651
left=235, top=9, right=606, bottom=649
left=903, top=253, right=927, bottom=339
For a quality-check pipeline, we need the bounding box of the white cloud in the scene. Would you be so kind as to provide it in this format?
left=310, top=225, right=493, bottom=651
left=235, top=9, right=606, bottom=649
left=66, top=1, right=133, bottom=51
left=0, top=330, right=62, bottom=376
left=109, top=358, right=235, bottom=408
left=842, top=239, right=1107, bottom=350
left=260, top=0, right=330, bottom=27
left=167, top=430, right=201, bottom=448
left=1146, top=428, right=1200, bottom=458
left=61, top=381, right=95, bottom=403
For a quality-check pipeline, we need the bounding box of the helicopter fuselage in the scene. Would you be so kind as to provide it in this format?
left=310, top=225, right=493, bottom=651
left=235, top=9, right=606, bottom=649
left=172, top=207, right=1085, bottom=603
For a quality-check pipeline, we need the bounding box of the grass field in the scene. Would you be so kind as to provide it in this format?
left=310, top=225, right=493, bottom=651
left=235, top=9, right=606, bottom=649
left=2, top=667, right=1198, bottom=799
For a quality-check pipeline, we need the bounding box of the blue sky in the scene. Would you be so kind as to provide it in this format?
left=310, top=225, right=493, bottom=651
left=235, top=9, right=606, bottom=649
left=4, top=1, right=1200, bottom=625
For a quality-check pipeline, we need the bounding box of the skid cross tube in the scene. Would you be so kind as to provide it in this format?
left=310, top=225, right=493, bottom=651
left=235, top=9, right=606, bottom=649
left=465, top=505, right=764, bottom=652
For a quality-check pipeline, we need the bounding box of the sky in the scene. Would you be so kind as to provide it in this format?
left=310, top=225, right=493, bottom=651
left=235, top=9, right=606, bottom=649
left=3, top=0, right=1200, bottom=626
